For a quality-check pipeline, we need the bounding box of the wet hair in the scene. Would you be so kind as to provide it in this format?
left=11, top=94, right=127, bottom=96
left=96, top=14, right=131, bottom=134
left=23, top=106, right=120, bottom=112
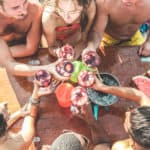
left=43, top=0, right=91, bottom=31
left=0, top=113, right=7, bottom=137
left=0, top=0, right=3, bottom=5
left=51, top=133, right=84, bottom=150
left=129, top=106, right=150, bottom=148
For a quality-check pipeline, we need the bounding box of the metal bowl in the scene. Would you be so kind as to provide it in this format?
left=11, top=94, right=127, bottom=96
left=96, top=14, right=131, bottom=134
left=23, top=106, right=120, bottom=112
left=87, top=73, right=120, bottom=106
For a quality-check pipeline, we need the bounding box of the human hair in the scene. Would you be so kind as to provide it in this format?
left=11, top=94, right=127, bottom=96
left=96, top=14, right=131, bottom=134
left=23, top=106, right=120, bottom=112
left=0, top=0, right=3, bottom=5
left=43, top=0, right=91, bottom=31
left=51, top=133, right=84, bottom=150
left=0, top=113, right=7, bottom=137
left=78, top=0, right=91, bottom=32
left=129, top=106, right=150, bottom=148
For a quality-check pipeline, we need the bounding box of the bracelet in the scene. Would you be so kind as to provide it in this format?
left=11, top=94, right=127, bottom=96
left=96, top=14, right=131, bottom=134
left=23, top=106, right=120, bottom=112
left=29, top=96, right=40, bottom=105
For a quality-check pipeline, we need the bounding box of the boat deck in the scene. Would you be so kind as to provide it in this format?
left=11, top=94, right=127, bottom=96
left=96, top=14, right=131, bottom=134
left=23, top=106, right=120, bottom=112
left=9, top=46, right=150, bottom=149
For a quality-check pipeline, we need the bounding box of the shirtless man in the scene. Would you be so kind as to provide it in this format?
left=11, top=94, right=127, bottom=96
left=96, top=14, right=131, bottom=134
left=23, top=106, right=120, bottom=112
left=83, top=0, right=150, bottom=57
left=0, top=0, right=64, bottom=78
left=42, top=0, right=96, bottom=59
left=0, top=80, right=52, bottom=150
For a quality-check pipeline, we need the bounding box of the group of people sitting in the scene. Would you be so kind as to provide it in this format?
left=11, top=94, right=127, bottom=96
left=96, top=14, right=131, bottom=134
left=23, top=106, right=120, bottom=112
left=0, top=0, right=149, bottom=149
left=0, top=0, right=150, bottom=77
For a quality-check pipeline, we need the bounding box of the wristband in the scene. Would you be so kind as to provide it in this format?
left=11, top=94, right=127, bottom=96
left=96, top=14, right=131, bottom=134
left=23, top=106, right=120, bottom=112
left=29, top=96, right=40, bottom=105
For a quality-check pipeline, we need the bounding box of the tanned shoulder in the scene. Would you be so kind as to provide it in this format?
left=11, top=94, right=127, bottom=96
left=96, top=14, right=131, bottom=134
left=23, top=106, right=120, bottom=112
left=28, top=0, right=42, bottom=17
left=95, top=0, right=109, bottom=13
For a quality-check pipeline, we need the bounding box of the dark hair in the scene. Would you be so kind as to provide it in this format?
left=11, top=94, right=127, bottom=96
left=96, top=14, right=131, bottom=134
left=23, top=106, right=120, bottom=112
left=0, top=0, right=3, bottom=5
left=51, top=133, right=83, bottom=150
left=129, top=106, right=150, bottom=148
left=0, top=113, right=7, bottom=137
left=77, top=0, right=91, bottom=32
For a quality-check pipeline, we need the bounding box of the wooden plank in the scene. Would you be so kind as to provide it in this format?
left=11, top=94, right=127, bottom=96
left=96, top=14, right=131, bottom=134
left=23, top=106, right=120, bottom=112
left=0, top=68, right=20, bottom=112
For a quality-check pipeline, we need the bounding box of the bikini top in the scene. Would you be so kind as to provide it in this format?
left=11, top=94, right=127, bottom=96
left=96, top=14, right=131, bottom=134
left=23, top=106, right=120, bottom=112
left=55, top=23, right=80, bottom=40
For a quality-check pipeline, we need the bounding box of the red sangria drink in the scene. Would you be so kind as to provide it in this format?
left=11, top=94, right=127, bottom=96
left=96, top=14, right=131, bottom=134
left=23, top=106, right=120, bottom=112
left=71, top=86, right=88, bottom=106
left=58, top=44, right=75, bottom=60
left=35, top=70, right=52, bottom=87
left=56, top=60, right=74, bottom=77
left=82, top=51, right=100, bottom=67
left=78, top=70, right=95, bottom=87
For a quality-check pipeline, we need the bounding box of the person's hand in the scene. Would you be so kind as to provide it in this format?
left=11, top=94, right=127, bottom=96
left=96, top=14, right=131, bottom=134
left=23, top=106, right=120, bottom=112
left=19, top=103, right=30, bottom=117
left=138, top=41, right=150, bottom=56
left=82, top=47, right=96, bottom=61
left=32, top=80, right=59, bottom=99
left=92, top=76, right=105, bottom=91
left=72, top=102, right=95, bottom=125
left=46, top=59, right=70, bottom=81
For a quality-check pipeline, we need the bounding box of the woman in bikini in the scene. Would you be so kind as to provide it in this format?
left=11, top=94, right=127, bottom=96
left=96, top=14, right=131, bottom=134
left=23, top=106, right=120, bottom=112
left=42, top=0, right=96, bottom=59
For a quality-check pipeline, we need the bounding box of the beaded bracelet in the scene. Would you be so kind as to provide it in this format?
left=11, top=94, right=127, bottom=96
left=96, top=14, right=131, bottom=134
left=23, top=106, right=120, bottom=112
left=29, top=96, right=40, bottom=105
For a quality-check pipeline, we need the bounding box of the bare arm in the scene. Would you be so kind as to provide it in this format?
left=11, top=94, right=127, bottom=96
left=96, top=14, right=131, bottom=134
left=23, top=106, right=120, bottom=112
left=42, top=6, right=58, bottom=56
left=7, top=111, right=23, bottom=129
left=93, top=78, right=150, bottom=106
left=7, top=104, right=29, bottom=129
left=10, top=4, right=42, bottom=58
left=19, top=80, right=55, bottom=148
left=83, top=0, right=108, bottom=54
left=0, top=38, right=38, bottom=76
left=0, top=39, right=45, bottom=76
left=73, top=0, right=96, bottom=59
left=19, top=83, right=40, bottom=148
left=0, top=38, right=70, bottom=79
left=81, top=0, right=96, bottom=42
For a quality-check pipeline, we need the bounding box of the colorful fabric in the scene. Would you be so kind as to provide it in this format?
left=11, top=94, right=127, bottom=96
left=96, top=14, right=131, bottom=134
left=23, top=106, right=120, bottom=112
left=100, top=30, right=145, bottom=48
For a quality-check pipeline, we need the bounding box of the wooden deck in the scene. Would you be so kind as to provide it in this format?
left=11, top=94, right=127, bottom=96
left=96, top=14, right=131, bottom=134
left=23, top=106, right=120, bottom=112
left=8, top=46, right=150, bottom=149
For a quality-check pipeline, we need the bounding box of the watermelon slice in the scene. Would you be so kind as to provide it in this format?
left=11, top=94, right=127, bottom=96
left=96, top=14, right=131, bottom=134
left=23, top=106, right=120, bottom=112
left=132, top=75, right=150, bottom=97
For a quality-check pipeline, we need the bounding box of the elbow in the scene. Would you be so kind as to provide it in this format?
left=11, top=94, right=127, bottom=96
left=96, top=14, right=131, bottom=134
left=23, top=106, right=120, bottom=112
left=26, top=47, right=38, bottom=56
left=3, top=60, right=17, bottom=76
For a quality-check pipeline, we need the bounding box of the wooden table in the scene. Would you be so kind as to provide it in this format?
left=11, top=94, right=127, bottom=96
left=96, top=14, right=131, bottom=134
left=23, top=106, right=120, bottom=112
left=8, top=46, right=150, bottom=149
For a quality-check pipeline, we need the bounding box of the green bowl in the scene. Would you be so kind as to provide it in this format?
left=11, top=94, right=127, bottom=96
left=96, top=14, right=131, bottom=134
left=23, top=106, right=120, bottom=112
left=70, top=61, right=92, bottom=83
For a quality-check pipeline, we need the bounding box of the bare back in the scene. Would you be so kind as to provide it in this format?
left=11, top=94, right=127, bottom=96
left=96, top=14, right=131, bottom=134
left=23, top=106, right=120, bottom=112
left=0, top=1, right=40, bottom=43
left=97, top=0, right=150, bottom=40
